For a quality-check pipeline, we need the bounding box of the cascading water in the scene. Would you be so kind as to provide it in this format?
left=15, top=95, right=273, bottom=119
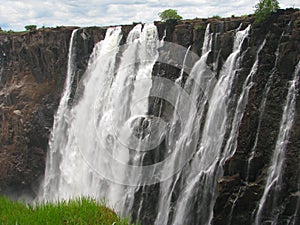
left=171, top=24, right=251, bottom=225
left=246, top=27, right=290, bottom=182
left=254, top=61, right=300, bottom=225
left=0, top=50, right=5, bottom=83
left=98, top=23, right=161, bottom=215
left=42, top=23, right=252, bottom=224
left=40, top=19, right=299, bottom=225
left=42, top=28, right=78, bottom=199
left=42, top=24, right=161, bottom=215
left=175, top=45, right=191, bottom=84
left=154, top=24, right=213, bottom=225
left=225, top=38, right=266, bottom=225
left=42, top=26, right=123, bottom=200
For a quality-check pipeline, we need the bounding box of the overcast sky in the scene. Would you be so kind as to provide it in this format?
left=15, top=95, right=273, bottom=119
left=0, top=0, right=298, bottom=31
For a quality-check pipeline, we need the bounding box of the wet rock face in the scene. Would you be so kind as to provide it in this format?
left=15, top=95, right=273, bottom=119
left=212, top=10, right=300, bottom=225
left=152, top=9, right=300, bottom=225
left=0, top=8, right=299, bottom=224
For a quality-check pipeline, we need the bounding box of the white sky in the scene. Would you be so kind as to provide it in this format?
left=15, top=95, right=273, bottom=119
left=0, top=0, right=298, bottom=31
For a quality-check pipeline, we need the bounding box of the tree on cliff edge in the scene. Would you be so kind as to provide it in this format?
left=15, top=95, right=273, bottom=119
left=255, top=0, right=280, bottom=23
left=159, top=9, right=182, bottom=21
left=25, top=25, right=37, bottom=31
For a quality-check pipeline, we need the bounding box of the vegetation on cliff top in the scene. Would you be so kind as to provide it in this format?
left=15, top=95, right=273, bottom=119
left=25, top=25, right=37, bottom=31
left=158, top=9, right=183, bottom=21
left=254, top=0, right=280, bottom=23
left=0, top=196, right=134, bottom=225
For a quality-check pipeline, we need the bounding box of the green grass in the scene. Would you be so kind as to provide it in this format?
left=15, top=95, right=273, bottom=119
left=0, top=196, right=134, bottom=225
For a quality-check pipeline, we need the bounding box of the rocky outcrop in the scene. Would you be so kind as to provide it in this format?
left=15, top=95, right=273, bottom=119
left=0, top=8, right=299, bottom=225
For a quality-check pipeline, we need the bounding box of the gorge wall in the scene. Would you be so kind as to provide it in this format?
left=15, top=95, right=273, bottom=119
left=0, top=9, right=299, bottom=224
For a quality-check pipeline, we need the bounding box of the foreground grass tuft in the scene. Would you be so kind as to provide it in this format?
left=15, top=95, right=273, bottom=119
left=0, top=196, right=133, bottom=225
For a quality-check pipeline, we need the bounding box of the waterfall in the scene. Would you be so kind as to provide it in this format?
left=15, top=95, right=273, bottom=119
left=254, top=61, right=300, bottom=225
left=175, top=45, right=191, bottom=84
left=42, top=29, right=78, bottom=199
left=171, top=24, right=250, bottom=225
left=42, top=26, right=123, bottom=200
left=246, top=29, right=289, bottom=182
left=225, top=38, right=266, bottom=225
left=40, top=20, right=299, bottom=225
left=0, top=50, right=4, bottom=83
left=98, top=23, right=160, bottom=215
left=222, top=38, right=266, bottom=164
left=41, top=24, right=161, bottom=214
left=42, top=23, right=252, bottom=224
left=154, top=23, right=213, bottom=225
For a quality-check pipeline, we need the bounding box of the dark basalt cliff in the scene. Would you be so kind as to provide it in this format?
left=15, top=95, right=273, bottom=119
left=0, top=8, right=299, bottom=224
